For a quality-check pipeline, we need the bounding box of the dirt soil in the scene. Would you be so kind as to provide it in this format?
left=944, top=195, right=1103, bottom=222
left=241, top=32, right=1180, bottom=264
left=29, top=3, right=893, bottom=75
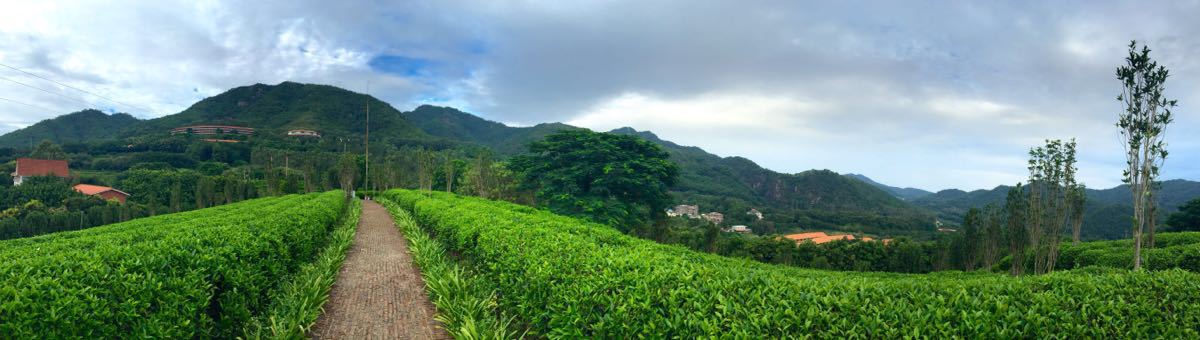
left=309, top=200, right=451, bottom=339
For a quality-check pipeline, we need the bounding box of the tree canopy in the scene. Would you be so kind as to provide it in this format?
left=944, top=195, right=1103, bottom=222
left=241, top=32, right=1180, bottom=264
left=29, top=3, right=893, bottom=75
left=509, top=129, right=678, bottom=230
left=31, top=140, right=67, bottom=160
left=1166, top=198, right=1200, bottom=231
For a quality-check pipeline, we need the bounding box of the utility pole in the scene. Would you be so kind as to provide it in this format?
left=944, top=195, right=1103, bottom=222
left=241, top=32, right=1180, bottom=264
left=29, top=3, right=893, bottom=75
left=364, top=82, right=370, bottom=194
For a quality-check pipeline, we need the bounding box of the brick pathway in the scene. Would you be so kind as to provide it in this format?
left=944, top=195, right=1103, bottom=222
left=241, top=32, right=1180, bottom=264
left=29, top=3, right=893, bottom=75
left=309, top=200, right=450, bottom=339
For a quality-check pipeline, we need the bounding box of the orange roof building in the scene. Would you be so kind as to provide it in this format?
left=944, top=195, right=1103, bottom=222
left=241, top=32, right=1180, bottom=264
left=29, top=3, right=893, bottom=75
left=783, top=232, right=828, bottom=242
left=73, top=184, right=130, bottom=204
left=12, top=158, right=69, bottom=186
left=808, top=234, right=856, bottom=244
left=783, top=231, right=879, bottom=245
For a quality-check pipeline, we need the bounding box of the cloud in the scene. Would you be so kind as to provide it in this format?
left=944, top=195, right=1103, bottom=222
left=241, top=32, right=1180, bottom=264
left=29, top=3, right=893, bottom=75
left=0, top=0, right=1198, bottom=191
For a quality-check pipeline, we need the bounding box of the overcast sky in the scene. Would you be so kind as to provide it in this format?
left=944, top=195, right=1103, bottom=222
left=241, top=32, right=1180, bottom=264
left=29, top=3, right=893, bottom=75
left=1, top=0, right=1197, bottom=191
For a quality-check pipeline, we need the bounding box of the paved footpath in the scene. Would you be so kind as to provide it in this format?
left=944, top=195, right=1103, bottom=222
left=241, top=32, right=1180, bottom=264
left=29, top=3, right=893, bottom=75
left=310, top=200, right=450, bottom=339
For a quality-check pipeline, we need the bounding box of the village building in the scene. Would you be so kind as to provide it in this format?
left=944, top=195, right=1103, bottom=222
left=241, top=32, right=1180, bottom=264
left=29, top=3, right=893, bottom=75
left=12, top=158, right=69, bottom=186
left=170, top=125, right=255, bottom=135
left=726, top=225, right=752, bottom=234
left=782, top=231, right=875, bottom=245
left=701, top=212, right=724, bottom=225
left=668, top=204, right=701, bottom=218
left=73, top=184, right=130, bottom=204
left=747, top=208, right=764, bottom=221
left=287, top=129, right=321, bottom=138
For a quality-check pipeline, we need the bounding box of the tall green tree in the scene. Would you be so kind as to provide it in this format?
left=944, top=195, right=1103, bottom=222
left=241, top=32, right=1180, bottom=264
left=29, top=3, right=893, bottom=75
left=1069, top=184, right=1087, bottom=245
left=510, top=130, right=679, bottom=231
left=1027, top=139, right=1077, bottom=274
left=1166, top=198, right=1200, bottom=232
left=1116, top=40, right=1176, bottom=270
left=30, top=140, right=67, bottom=159
left=1005, top=183, right=1029, bottom=276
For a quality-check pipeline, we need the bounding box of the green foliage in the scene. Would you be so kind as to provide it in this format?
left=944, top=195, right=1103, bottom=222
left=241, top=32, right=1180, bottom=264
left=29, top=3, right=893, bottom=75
left=126, top=82, right=431, bottom=144
left=1055, top=232, right=1200, bottom=272
left=510, top=129, right=678, bottom=230
left=0, top=191, right=347, bottom=338
left=380, top=199, right=521, bottom=339
left=915, top=179, right=1200, bottom=240
left=244, top=198, right=361, bottom=339
left=383, top=189, right=1200, bottom=337
left=30, top=140, right=68, bottom=159
left=0, top=109, right=140, bottom=149
left=1167, top=198, right=1200, bottom=231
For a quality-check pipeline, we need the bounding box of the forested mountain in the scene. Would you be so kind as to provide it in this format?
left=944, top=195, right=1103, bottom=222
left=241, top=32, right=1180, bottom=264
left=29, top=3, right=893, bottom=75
left=910, top=179, right=1200, bottom=240
left=402, top=105, right=580, bottom=155
left=606, top=128, right=936, bottom=234
left=844, top=173, right=933, bottom=200
left=396, top=108, right=940, bottom=234
left=14, top=81, right=1197, bottom=240
left=0, top=109, right=141, bottom=148
left=123, top=82, right=432, bottom=143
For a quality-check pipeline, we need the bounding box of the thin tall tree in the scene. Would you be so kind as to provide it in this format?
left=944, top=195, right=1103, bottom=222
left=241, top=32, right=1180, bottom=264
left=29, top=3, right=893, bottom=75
left=1116, top=40, right=1175, bottom=271
left=1069, top=184, right=1087, bottom=245
left=1005, top=183, right=1029, bottom=276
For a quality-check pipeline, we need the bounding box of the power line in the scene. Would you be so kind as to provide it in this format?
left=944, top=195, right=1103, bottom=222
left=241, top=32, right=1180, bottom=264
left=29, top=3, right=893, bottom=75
left=0, top=74, right=94, bottom=108
left=0, top=61, right=153, bottom=113
left=0, top=95, right=61, bottom=113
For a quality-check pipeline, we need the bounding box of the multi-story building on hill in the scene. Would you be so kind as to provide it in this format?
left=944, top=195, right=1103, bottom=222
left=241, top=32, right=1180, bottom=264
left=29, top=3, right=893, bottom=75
left=287, top=129, right=321, bottom=138
left=170, top=125, right=255, bottom=135
left=702, top=212, right=724, bottom=225
left=668, top=204, right=700, bottom=218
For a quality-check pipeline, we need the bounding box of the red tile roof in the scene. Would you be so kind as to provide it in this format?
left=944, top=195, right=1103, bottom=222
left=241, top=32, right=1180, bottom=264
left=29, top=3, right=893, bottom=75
left=783, top=232, right=829, bottom=241
left=14, top=158, right=69, bottom=177
left=73, top=184, right=129, bottom=196
left=809, top=234, right=855, bottom=244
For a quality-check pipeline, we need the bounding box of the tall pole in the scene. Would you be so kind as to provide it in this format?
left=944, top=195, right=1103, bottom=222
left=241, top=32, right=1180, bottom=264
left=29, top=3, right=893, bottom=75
left=364, top=82, right=370, bottom=194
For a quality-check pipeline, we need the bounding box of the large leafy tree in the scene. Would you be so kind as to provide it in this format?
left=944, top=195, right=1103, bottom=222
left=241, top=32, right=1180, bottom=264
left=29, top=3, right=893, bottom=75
left=31, top=140, right=67, bottom=160
left=1116, top=40, right=1176, bottom=270
left=1166, top=198, right=1200, bottom=232
left=510, top=129, right=679, bottom=231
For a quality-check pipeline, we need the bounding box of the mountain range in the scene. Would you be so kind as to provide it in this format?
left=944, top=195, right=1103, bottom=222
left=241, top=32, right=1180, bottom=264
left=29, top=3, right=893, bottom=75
left=2, top=81, right=1196, bottom=239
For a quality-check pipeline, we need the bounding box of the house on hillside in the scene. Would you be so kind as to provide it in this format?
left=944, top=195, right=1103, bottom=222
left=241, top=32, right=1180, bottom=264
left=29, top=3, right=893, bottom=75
left=747, top=208, right=763, bottom=221
left=668, top=204, right=700, bottom=218
left=783, top=232, right=829, bottom=243
left=171, top=125, right=255, bottom=135
left=726, top=225, right=752, bottom=234
left=782, top=231, right=858, bottom=244
left=12, top=158, right=69, bottom=186
left=73, top=184, right=130, bottom=204
left=287, top=129, right=321, bottom=138
left=702, top=212, right=724, bottom=225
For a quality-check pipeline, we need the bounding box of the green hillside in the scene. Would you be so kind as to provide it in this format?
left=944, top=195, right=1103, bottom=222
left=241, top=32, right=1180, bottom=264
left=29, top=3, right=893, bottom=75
left=912, top=180, right=1200, bottom=240
left=125, top=82, right=432, bottom=143
left=844, top=173, right=933, bottom=200
left=0, top=109, right=140, bottom=148
left=607, top=127, right=936, bottom=233
left=402, top=105, right=579, bottom=155
left=396, top=108, right=937, bottom=233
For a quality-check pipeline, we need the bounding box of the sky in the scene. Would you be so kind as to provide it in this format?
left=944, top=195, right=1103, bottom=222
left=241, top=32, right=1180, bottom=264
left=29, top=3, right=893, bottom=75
left=0, top=0, right=1198, bottom=192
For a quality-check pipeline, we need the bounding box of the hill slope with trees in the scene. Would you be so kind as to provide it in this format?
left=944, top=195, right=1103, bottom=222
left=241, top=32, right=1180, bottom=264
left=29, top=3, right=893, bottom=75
left=0, top=109, right=141, bottom=148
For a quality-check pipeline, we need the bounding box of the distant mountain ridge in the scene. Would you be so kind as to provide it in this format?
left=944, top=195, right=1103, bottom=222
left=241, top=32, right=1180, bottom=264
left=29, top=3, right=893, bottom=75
left=907, top=179, right=1200, bottom=240
left=844, top=173, right=933, bottom=200
left=124, top=82, right=431, bottom=142
left=9, top=81, right=1196, bottom=239
left=0, top=109, right=141, bottom=148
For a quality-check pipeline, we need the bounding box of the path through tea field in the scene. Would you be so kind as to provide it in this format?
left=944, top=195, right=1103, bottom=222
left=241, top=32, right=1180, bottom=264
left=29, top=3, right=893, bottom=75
left=310, top=200, right=450, bottom=339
